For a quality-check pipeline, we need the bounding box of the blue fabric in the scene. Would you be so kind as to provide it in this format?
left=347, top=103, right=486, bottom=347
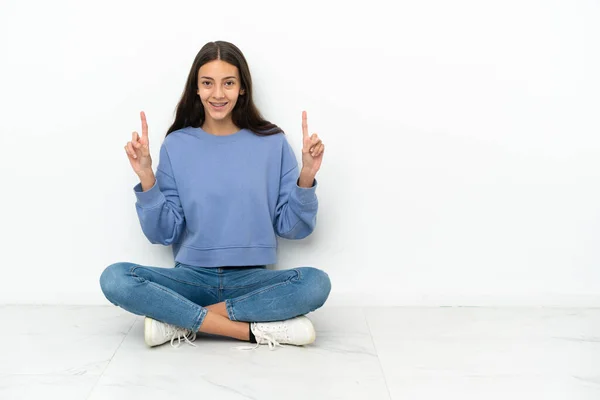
left=133, top=127, right=318, bottom=267
left=100, top=262, right=331, bottom=330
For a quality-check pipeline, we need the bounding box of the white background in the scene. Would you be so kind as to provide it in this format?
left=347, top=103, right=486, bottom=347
left=1, top=0, right=599, bottom=306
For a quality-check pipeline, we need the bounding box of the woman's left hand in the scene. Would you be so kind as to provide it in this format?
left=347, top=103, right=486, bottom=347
left=301, top=111, right=325, bottom=175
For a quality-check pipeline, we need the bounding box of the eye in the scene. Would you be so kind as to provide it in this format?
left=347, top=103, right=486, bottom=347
left=225, top=81, right=235, bottom=87
left=201, top=81, right=212, bottom=87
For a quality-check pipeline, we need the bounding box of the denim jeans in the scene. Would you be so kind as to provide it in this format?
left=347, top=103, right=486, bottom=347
left=99, top=262, right=331, bottom=332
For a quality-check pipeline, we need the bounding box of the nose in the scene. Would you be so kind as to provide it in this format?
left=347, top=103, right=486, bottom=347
left=213, top=85, right=224, bottom=99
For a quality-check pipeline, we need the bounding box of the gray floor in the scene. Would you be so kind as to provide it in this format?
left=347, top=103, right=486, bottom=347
left=1, top=305, right=599, bottom=399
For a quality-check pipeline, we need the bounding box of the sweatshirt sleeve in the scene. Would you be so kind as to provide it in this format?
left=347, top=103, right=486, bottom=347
left=273, top=137, right=318, bottom=239
left=133, top=144, right=186, bottom=245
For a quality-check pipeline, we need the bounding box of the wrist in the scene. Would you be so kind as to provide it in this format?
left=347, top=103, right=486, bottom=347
left=300, top=166, right=316, bottom=177
left=137, top=168, right=154, bottom=179
left=137, top=170, right=156, bottom=192
left=298, top=168, right=316, bottom=188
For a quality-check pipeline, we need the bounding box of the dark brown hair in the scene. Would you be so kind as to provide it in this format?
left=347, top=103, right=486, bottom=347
left=166, top=41, right=282, bottom=137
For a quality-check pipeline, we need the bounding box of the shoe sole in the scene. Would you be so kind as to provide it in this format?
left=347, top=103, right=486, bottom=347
left=144, top=316, right=154, bottom=347
left=297, top=316, right=316, bottom=345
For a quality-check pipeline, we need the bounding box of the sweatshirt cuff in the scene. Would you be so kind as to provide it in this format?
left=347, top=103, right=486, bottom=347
left=293, top=178, right=318, bottom=205
left=133, top=180, right=165, bottom=208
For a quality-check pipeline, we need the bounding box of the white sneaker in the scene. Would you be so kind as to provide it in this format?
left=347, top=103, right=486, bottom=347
left=144, top=317, right=197, bottom=348
left=248, top=315, right=316, bottom=350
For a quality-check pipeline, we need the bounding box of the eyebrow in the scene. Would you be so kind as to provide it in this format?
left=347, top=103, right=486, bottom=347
left=199, top=76, right=238, bottom=80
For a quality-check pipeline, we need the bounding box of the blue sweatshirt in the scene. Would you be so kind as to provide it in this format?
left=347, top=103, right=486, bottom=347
left=133, top=126, right=318, bottom=267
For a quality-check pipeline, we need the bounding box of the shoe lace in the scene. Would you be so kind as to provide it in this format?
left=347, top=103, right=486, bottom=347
left=162, top=323, right=197, bottom=348
left=256, top=332, right=282, bottom=350
left=236, top=322, right=285, bottom=351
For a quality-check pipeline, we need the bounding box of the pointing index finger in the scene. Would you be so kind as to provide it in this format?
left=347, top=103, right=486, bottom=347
left=302, top=111, right=308, bottom=138
left=141, top=111, right=148, bottom=139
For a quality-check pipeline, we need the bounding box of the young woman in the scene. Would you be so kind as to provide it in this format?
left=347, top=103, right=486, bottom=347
left=99, top=41, right=331, bottom=349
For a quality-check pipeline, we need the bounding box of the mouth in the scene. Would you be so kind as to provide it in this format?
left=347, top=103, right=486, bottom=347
left=209, top=102, right=228, bottom=110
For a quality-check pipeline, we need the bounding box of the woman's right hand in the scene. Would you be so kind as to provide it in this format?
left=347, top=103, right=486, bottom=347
left=125, top=111, right=153, bottom=177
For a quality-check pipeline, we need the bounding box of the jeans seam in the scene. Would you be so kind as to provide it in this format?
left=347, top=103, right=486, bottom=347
left=225, top=299, right=236, bottom=321
left=222, top=283, right=268, bottom=289
left=191, top=307, right=208, bottom=332
left=129, top=266, right=206, bottom=331
left=220, top=266, right=270, bottom=289
left=143, top=280, right=205, bottom=320
left=130, top=266, right=215, bottom=289
left=228, top=269, right=301, bottom=308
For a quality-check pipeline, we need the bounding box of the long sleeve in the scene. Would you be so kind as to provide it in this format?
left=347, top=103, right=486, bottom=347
left=133, top=144, right=186, bottom=245
left=273, top=138, right=318, bottom=239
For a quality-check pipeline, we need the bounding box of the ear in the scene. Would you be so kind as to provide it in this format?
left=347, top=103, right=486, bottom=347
left=240, top=89, right=245, bottom=95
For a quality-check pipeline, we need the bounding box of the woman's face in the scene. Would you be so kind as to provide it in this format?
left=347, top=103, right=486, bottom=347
left=197, top=60, right=244, bottom=124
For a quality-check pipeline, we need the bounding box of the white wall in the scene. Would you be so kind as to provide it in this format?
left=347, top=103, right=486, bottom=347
left=1, top=0, right=599, bottom=306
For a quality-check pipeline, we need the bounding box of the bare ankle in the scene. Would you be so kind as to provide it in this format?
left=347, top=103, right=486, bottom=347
left=199, top=311, right=250, bottom=341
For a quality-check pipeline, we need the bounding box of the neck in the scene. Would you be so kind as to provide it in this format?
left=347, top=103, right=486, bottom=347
left=202, top=117, right=240, bottom=136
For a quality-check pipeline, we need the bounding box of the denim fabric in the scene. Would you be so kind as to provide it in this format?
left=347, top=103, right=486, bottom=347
left=99, top=262, right=331, bottom=332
